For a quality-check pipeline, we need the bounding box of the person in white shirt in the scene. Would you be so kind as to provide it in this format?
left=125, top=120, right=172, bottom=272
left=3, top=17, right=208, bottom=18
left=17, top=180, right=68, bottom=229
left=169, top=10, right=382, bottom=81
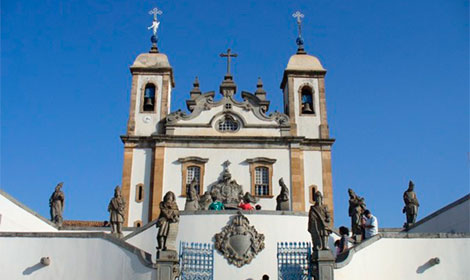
left=362, top=210, right=378, bottom=239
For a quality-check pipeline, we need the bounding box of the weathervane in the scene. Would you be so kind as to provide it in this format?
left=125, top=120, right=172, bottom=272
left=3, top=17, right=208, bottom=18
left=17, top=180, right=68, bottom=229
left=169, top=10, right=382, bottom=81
left=292, top=11, right=306, bottom=54
left=148, top=7, right=163, bottom=52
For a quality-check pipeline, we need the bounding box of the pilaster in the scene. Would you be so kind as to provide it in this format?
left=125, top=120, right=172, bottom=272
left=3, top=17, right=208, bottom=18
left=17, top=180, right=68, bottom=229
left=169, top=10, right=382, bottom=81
left=321, top=150, right=334, bottom=224
left=150, top=146, right=165, bottom=220
left=290, top=147, right=305, bottom=211
left=121, top=146, right=134, bottom=226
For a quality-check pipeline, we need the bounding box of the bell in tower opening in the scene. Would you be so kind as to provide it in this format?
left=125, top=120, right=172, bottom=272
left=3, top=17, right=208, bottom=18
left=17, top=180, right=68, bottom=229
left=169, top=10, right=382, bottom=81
left=301, top=86, right=314, bottom=114
left=143, top=84, right=156, bottom=111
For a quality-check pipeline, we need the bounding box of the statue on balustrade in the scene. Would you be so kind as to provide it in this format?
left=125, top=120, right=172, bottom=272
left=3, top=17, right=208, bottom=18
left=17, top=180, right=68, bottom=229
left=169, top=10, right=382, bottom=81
left=276, top=178, right=290, bottom=211
left=308, top=191, right=332, bottom=250
left=108, top=186, right=126, bottom=238
left=49, top=182, right=65, bottom=227
left=403, top=180, right=419, bottom=228
left=199, top=191, right=213, bottom=210
left=184, top=178, right=199, bottom=211
left=348, top=188, right=366, bottom=239
left=156, top=191, right=179, bottom=251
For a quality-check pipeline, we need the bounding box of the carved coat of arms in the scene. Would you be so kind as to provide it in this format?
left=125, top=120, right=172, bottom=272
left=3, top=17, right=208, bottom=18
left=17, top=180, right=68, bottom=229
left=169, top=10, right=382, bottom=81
left=214, top=212, right=265, bottom=267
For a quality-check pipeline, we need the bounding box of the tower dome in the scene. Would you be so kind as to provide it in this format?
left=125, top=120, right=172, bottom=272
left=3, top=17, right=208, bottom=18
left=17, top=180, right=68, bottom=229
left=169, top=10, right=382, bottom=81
left=285, top=53, right=325, bottom=72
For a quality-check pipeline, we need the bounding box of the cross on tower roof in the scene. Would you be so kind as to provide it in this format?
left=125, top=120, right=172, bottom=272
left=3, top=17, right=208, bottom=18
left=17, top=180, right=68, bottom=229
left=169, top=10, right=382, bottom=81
left=149, top=7, right=163, bottom=21
left=292, top=11, right=306, bottom=54
left=220, top=48, right=238, bottom=76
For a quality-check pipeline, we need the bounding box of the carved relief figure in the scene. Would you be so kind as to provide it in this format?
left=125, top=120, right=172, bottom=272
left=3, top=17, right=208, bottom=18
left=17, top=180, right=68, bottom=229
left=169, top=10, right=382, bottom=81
left=276, top=178, right=290, bottom=211
left=308, top=191, right=332, bottom=250
left=348, top=188, right=366, bottom=237
left=156, top=191, right=179, bottom=250
left=108, top=186, right=126, bottom=238
left=199, top=191, right=213, bottom=210
left=49, top=182, right=65, bottom=227
left=184, top=178, right=199, bottom=211
left=403, top=180, right=419, bottom=228
left=210, top=162, right=244, bottom=209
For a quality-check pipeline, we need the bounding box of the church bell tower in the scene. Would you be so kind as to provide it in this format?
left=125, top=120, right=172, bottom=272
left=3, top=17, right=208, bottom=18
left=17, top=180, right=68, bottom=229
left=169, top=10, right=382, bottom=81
left=280, top=11, right=334, bottom=218
left=120, top=8, right=175, bottom=227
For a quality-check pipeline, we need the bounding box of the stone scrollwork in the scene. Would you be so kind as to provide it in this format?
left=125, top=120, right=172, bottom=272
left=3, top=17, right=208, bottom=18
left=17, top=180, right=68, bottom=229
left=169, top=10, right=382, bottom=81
left=268, top=111, right=289, bottom=125
left=166, top=109, right=187, bottom=125
left=214, top=212, right=265, bottom=267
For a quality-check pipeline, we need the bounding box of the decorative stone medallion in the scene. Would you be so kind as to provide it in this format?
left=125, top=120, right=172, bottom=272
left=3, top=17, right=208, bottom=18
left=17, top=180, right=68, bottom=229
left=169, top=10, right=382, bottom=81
left=214, top=212, right=265, bottom=267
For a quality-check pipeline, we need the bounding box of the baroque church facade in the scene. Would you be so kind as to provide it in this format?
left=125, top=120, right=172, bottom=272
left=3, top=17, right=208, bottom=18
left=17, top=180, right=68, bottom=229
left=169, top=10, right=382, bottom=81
left=121, top=37, right=334, bottom=227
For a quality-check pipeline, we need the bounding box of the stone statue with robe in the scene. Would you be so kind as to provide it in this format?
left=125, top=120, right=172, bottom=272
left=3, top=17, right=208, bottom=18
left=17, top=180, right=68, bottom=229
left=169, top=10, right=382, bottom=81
left=49, top=182, right=65, bottom=227
left=276, top=178, right=290, bottom=211
left=108, top=186, right=126, bottom=238
left=308, top=191, right=332, bottom=250
left=184, top=178, right=199, bottom=211
left=199, top=191, right=213, bottom=210
left=403, top=180, right=419, bottom=228
left=156, top=191, right=179, bottom=251
left=348, top=188, right=366, bottom=237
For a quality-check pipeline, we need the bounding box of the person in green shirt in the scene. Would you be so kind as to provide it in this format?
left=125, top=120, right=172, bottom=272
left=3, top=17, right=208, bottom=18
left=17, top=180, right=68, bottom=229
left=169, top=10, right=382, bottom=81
left=209, top=194, right=225, bottom=210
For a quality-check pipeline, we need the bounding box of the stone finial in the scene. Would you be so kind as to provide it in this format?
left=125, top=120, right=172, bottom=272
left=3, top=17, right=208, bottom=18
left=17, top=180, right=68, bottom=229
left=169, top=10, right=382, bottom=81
left=254, top=77, right=267, bottom=100
left=189, top=76, right=202, bottom=99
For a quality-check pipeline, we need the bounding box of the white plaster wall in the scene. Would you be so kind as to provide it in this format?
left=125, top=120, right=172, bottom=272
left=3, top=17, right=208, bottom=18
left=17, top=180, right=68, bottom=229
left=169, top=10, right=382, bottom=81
left=0, top=193, right=57, bottom=232
left=408, top=199, right=470, bottom=233
left=134, top=75, right=164, bottom=136
left=127, top=213, right=317, bottom=280
left=172, top=126, right=283, bottom=137
left=293, top=77, right=321, bottom=139
left=335, top=238, right=470, bottom=280
left=303, top=150, right=324, bottom=208
left=171, top=103, right=283, bottom=137
left=128, top=148, right=153, bottom=226
left=0, top=236, right=155, bottom=280
left=163, top=147, right=291, bottom=211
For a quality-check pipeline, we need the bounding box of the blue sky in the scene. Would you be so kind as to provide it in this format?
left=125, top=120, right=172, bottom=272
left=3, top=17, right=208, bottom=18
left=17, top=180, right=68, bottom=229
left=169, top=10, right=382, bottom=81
left=1, top=0, right=468, bottom=228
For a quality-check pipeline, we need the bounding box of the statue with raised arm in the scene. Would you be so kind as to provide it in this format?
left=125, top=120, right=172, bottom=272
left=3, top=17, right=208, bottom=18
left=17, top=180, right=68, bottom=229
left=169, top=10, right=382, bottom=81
left=49, top=182, right=65, bottom=227
left=276, top=178, right=290, bottom=211
left=308, top=191, right=332, bottom=250
left=184, top=178, right=199, bottom=211
left=148, top=7, right=162, bottom=37
left=403, top=180, right=419, bottom=228
left=348, top=188, right=366, bottom=238
left=108, top=186, right=126, bottom=238
left=156, top=191, right=180, bottom=251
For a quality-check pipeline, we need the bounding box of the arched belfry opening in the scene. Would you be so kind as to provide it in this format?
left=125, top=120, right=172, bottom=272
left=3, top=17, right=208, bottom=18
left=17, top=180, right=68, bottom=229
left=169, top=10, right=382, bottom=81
left=143, top=83, right=156, bottom=111
left=300, top=86, right=314, bottom=114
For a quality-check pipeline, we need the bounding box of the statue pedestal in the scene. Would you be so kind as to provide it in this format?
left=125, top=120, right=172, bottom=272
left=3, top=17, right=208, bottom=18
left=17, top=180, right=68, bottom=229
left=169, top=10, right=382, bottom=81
left=311, top=250, right=335, bottom=280
left=155, top=250, right=179, bottom=280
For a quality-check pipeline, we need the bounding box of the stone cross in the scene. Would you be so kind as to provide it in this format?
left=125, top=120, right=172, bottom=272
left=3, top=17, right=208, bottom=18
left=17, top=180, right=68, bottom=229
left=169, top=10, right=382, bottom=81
left=220, top=49, right=238, bottom=76
left=222, top=160, right=231, bottom=170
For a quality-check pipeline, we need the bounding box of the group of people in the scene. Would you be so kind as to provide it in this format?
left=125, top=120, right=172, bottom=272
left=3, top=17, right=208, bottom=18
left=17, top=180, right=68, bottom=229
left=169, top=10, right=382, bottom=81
left=334, top=209, right=379, bottom=256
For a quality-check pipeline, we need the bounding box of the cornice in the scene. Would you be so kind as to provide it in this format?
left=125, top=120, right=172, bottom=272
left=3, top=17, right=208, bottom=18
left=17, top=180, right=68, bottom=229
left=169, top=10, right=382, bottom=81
left=280, top=69, right=327, bottom=89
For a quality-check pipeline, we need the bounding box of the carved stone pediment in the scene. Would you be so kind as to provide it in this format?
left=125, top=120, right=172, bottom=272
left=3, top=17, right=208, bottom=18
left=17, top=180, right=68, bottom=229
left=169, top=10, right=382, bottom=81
left=214, top=212, right=265, bottom=267
left=209, top=162, right=244, bottom=209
